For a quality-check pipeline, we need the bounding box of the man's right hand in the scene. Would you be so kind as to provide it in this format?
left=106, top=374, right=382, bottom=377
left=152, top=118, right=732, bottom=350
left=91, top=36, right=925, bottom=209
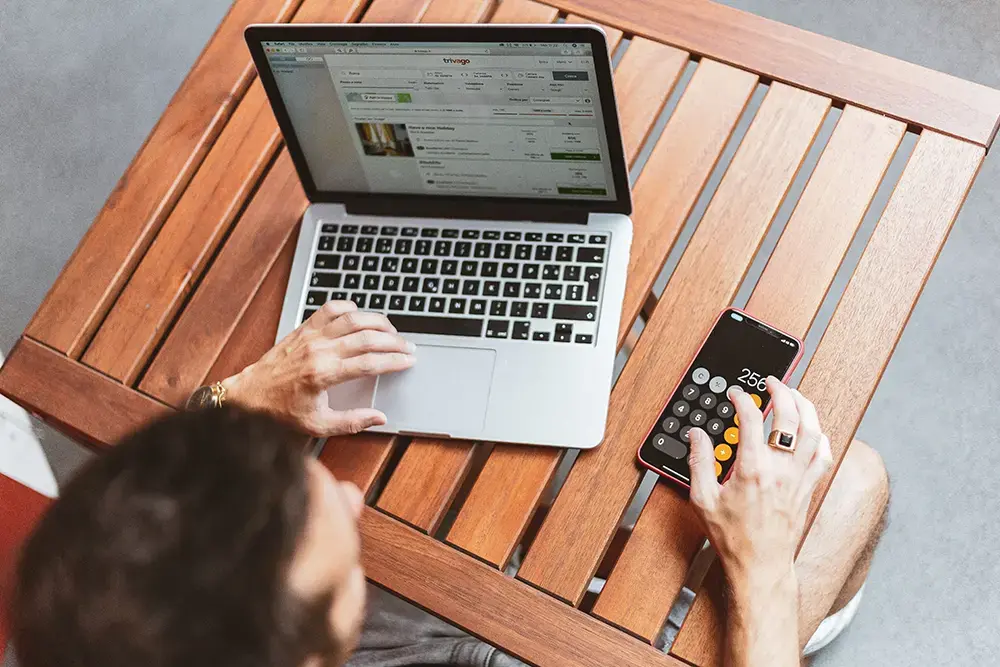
left=222, top=301, right=415, bottom=437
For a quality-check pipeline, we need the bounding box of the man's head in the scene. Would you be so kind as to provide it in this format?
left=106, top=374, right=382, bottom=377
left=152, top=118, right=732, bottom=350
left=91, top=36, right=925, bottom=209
left=12, top=407, right=366, bottom=667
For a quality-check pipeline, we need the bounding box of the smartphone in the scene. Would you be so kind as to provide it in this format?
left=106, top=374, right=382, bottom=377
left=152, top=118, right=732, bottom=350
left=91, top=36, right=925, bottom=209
left=637, top=308, right=803, bottom=488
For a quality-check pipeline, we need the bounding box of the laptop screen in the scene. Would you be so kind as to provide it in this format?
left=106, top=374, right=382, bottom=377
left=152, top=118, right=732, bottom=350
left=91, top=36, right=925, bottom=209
left=257, top=36, right=623, bottom=205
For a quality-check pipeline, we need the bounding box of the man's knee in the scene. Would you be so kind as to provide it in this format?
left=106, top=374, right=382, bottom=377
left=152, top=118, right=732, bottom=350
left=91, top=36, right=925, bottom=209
left=834, top=439, right=890, bottom=536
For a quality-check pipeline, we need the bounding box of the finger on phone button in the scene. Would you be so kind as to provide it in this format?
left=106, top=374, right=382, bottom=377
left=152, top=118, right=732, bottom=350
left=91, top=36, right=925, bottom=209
left=750, top=393, right=762, bottom=408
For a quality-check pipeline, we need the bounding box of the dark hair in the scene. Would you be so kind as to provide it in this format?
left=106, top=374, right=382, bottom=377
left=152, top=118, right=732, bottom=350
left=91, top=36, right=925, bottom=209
left=12, top=407, right=336, bottom=667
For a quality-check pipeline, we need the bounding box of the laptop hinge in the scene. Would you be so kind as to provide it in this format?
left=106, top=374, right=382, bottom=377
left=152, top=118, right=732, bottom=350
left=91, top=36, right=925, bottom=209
left=344, top=199, right=589, bottom=224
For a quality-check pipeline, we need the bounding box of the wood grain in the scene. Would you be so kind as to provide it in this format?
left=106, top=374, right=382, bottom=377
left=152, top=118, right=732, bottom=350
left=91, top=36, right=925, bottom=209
left=446, top=60, right=756, bottom=569
left=0, top=339, right=168, bottom=449
left=361, top=508, right=687, bottom=667
left=24, top=0, right=304, bottom=358
left=420, top=0, right=495, bottom=22
left=488, top=0, right=558, bottom=22
left=517, top=83, right=830, bottom=606
left=138, top=151, right=307, bottom=407
left=594, top=105, right=905, bottom=642
left=543, top=0, right=1000, bottom=147
left=318, top=434, right=402, bottom=496
left=565, top=14, right=624, bottom=55
left=671, top=131, right=984, bottom=665
left=361, top=0, right=435, bottom=22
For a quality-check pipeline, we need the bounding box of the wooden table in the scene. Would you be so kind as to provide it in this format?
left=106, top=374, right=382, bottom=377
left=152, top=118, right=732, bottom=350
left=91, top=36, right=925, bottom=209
left=2, top=0, right=998, bottom=664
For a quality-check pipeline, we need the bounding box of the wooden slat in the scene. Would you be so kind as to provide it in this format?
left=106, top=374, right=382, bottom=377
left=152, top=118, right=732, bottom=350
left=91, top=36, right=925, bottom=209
left=447, top=60, right=757, bottom=569
left=517, top=83, right=830, bottom=605
left=544, top=0, right=1000, bottom=147
left=420, top=0, right=496, bottom=21
left=24, top=0, right=304, bottom=358
left=361, top=509, right=686, bottom=667
left=671, top=130, right=984, bottom=665
left=565, top=14, right=624, bottom=54
left=362, top=0, right=435, bottom=22
left=373, top=0, right=557, bottom=534
left=138, top=151, right=307, bottom=406
left=0, top=339, right=168, bottom=449
left=593, top=105, right=906, bottom=642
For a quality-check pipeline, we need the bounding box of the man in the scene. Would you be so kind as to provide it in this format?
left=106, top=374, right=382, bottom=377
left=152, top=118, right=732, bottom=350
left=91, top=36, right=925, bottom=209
left=9, top=301, right=888, bottom=666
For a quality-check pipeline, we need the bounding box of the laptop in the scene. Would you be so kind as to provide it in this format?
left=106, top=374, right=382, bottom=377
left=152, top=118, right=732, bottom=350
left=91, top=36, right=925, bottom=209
left=246, top=24, right=632, bottom=448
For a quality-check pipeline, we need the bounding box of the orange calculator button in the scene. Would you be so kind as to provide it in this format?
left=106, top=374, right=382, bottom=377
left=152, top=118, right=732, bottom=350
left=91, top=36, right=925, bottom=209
left=724, top=427, right=740, bottom=445
left=750, top=393, right=762, bottom=408
left=715, top=461, right=723, bottom=477
left=715, top=444, right=733, bottom=461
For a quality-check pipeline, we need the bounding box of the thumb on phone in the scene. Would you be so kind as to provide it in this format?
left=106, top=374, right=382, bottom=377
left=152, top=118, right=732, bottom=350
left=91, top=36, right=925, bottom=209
left=688, top=427, right=720, bottom=510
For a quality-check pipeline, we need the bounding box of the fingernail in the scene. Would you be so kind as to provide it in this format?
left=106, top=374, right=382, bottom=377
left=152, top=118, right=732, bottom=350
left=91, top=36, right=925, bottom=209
left=728, top=386, right=743, bottom=398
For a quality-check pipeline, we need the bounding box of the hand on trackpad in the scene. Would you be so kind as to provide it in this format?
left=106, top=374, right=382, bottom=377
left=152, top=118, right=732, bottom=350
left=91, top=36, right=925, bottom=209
left=374, top=345, right=496, bottom=436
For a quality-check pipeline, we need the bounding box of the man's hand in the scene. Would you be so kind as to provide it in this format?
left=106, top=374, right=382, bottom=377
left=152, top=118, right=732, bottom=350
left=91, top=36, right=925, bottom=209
left=687, top=377, right=832, bottom=667
left=221, top=301, right=415, bottom=437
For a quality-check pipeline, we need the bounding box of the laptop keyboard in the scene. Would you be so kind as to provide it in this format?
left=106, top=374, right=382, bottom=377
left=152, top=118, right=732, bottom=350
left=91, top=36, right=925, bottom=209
left=301, top=222, right=610, bottom=344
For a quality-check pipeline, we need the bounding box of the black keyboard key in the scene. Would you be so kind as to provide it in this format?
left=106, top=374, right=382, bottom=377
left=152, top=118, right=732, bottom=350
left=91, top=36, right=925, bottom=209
left=462, top=229, right=481, bottom=239
left=314, top=253, right=339, bottom=270
left=415, top=240, right=432, bottom=256
left=363, top=275, right=380, bottom=291
left=434, top=240, right=452, bottom=256
left=342, top=225, right=359, bottom=234
left=513, top=321, right=530, bottom=339
left=544, top=284, right=563, bottom=300
left=542, top=265, right=561, bottom=280
left=370, top=294, right=386, bottom=310
left=330, top=291, right=348, bottom=301
left=429, top=297, right=446, bottom=313
left=443, top=278, right=460, bottom=294
left=356, top=237, right=373, bottom=253
left=532, top=303, right=549, bottom=318
left=306, top=290, right=327, bottom=306
left=361, top=225, right=378, bottom=235
left=376, top=238, right=393, bottom=253
left=585, top=266, right=602, bottom=283
left=343, top=255, right=360, bottom=271
left=524, top=283, right=542, bottom=298
left=382, top=275, right=400, bottom=291
left=462, top=280, right=480, bottom=296
left=344, top=274, right=361, bottom=290
left=511, top=301, right=528, bottom=318
left=504, top=282, right=521, bottom=298
left=351, top=293, right=367, bottom=308
left=535, top=245, right=553, bottom=261
left=556, top=323, right=573, bottom=334
left=310, top=272, right=341, bottom=288
left=337, top=237, right=354, bottom=252
left=494, top=243, right=512, bottom=259
left=402, top=277, right=420, bottom=292
left=381, top=257, right=399, bottom=272
left=564, top=265, right=581, bottom=281
left=422, top=278, right=440, bottom=293
left=395, top=239, right=413, bottom=254
left=402, top=227, right=419, bottom=237
left=321, top=223, right=338, bottom=234
left=567, top=284, right=584, bottom=301
left=485, top=319, right=509, bottom=338
left=449, top=298, right=467, bottom=314
left=442, top=229, right=460, bottom=238
left=546, top=233, right=564, bottom=242
left=420, top=259, right=438, bottom=274
left=575, top=334, right=594, bottom=344
left=302, top=308, right=318, bottom=324
left=470, top=299, right=486, bottom=315
left=589, top=234, right=608, bottom=244
left=481, top=261, right=498, bottom=277
left=577, top=247, right=605, bottom=263
left=388, top=313, right=482, bottom=337
left=441, top=260, right=458, bottom=275
left=483, top=230, right=501, bottom=240
left=362, top=256, right=379, bottom=272
left=502, top=263, right=518, bottom=278
left=556, top=246, right=574, bottom=262
left=420, top=228, right=439, bottom=238
left=515, top=244, right=532, bottom=260
left=568, top=233, right=586, bottom=243
left=504, top=231, right=522, bottom=241
left=474, top=242, right=491, bottom=258
left=526, top=232, right=543, bottom=242
left=381, top=226, right=398, bottom=236
left=389, top=295, right=406, bottom=310
left=490, top=301, right=508, bottom=317
left=408, top=296, right=427, bottom=312
left=522, top=264, right=540, bottom=279
left=553, top=304, right=597, bottom=321
left=455, top=241, right=472, bottom=257
left=319, top=235, right=335, bottom=252
left=483, top=281, right=500, bottom=297
left=533, top=331, right=550, bottom=341
left=461, top=261, right=478, bottom=277
left=401, top=258, right=419, bottom=273
left=586, top=274, right=601, bottom=302
left=555, top=330, right=572, bottom=342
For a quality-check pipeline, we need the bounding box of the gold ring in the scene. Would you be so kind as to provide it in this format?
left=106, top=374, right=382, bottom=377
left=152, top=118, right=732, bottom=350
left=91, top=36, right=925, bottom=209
left=768, top=429, right=796, bottom=453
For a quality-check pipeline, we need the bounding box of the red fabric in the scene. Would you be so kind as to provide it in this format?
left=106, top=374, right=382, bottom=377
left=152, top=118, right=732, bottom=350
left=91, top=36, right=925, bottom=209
left=0, top=474, right=52, bottom=658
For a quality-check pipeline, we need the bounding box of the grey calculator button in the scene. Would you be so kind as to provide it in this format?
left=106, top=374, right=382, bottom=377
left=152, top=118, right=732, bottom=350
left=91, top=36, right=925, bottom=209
left=707, top=418, right=725, bottom=435
left=679, top=425, right=692, bottom=442
left=662, top=416, right=681, bottom=434
left=690, top=409, right=707, bottom=426
left=651, top=433, right=687, bottom=459
left=681, top=384, right=700, bottom=401
left=672, top=401, right=690, bottom=418
left=692, top=367, right=710, bottom=385
left=699, top=393, right=717, bottom=410
left=709, top=376, right=727, bottom=393
left=717, top=401, right=735, bottom=419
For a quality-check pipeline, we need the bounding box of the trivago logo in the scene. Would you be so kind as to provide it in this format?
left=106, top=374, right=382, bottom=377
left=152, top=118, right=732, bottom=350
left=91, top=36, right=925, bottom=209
left=442, top=57, right=471, bottom=65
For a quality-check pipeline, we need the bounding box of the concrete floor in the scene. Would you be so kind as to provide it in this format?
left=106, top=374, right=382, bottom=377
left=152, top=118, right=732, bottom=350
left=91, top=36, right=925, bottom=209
left=2, top=0, right=999, bottom=664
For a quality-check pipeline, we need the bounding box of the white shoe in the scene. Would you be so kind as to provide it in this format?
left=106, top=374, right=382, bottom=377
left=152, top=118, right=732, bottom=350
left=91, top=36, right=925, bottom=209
left=0, top=350, right=58, bottom=498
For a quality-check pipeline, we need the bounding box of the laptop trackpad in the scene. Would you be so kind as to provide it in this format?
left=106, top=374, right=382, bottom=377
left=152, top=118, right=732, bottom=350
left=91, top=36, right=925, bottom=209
left=374, top=345, right=496, bottom=436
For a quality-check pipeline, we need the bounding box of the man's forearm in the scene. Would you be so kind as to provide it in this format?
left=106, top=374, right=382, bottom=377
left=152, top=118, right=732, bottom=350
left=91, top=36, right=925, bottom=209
left=725, top=565, right=800, bottom=667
